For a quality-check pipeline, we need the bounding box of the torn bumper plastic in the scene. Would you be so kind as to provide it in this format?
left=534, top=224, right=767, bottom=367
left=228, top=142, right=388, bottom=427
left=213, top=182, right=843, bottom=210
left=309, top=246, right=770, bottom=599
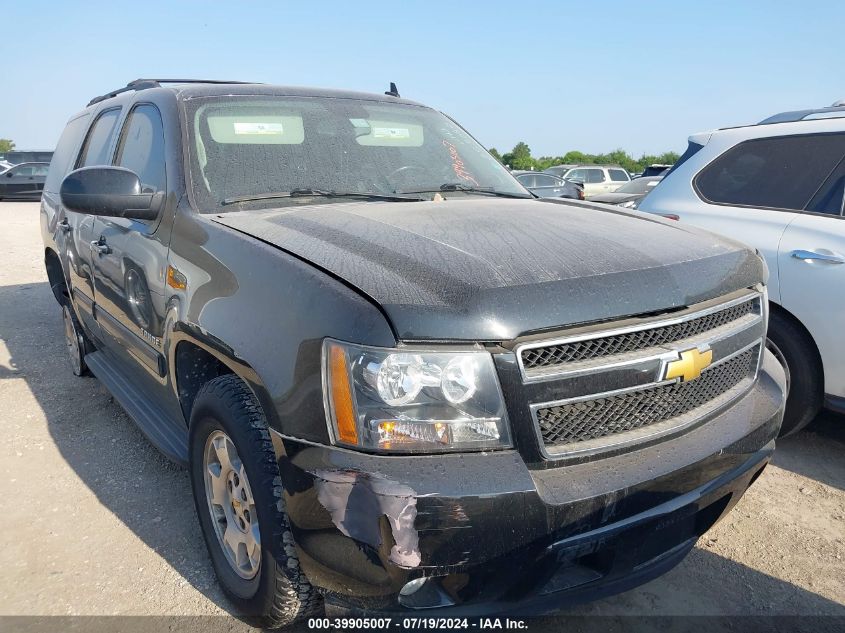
left=274, top=350, right=785, bottom=615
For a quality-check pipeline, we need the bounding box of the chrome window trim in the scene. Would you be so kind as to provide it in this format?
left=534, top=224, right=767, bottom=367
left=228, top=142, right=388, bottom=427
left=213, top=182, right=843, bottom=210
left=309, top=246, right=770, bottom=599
left=515, top=290, right=762, bottom=383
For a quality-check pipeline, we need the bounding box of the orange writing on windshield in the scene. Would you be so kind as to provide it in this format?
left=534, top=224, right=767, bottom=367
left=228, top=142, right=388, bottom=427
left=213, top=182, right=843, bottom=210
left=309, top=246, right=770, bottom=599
left=442, top=140, right=480, bottom=187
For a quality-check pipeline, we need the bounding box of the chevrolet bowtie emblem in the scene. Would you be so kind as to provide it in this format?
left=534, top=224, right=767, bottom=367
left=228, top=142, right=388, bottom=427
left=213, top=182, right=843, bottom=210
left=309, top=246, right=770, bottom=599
left=662, top=347, right=713, bottom=382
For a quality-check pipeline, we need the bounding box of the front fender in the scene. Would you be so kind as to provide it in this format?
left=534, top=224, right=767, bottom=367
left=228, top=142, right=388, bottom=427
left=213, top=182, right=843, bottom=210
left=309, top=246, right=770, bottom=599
left=166, top=207, right=396, bottom=444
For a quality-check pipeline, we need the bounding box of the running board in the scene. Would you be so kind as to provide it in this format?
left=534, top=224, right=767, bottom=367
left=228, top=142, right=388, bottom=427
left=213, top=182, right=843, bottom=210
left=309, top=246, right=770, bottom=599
left=85, top=351, right=189, bottom=465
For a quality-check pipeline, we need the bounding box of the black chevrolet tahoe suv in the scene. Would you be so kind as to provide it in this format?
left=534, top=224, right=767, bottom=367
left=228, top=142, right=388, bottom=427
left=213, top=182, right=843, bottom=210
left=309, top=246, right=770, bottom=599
left=41, top=79, right=786, bottom=627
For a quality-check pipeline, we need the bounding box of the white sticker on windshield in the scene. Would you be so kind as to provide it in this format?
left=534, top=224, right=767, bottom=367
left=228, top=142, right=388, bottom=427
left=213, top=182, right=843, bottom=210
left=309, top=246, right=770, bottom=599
left=372, top=127, right=410, bottom=139
left=233, top=122, right=284, bottom=135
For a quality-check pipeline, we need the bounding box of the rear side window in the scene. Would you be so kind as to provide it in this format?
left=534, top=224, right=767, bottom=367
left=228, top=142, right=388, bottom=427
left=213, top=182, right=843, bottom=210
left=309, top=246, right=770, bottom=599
left=516, top=173, right=536, bottom=187
left=695, top=133, right=845, bottom=211
left=77, top=108, right=122, bottom=168
left=44, top=113, right=91, bottom=192
left=533, top=174, right=559, bottom=186
left=609, top=169, right=629, bottom=182
left=585, top=169, right=605, bottom=183
left=114, top=104, right=167, bottom=193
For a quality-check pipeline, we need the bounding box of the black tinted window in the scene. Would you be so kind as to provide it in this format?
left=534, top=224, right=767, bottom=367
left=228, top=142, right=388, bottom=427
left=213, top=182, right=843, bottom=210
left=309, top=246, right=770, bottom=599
left=807, top=156, right=845, bottom=215
left=695, top=133, right=845, bottom=211
left=115, top=104, right=166, bottom=193
left=45, top=114, right=91, bottom=192
left=77, top=109, right=121, bottom=168
left=609, top=169, right=629, bottom=182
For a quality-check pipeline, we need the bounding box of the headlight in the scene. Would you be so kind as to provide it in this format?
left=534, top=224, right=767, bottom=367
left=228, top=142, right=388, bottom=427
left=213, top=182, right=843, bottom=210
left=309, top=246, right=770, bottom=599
left=323, top=340, right=511, bottom=453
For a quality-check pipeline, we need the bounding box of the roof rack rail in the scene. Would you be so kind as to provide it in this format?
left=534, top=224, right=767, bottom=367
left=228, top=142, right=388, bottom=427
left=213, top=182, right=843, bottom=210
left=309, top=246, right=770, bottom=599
left=87, top=78, right=260, bottom=106
left=758, top=105, right=845, bottom=125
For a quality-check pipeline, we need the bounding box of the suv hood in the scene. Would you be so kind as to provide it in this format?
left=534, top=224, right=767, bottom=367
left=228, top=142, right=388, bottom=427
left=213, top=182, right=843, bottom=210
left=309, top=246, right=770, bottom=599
left=214, top=198, right=764, bottom=341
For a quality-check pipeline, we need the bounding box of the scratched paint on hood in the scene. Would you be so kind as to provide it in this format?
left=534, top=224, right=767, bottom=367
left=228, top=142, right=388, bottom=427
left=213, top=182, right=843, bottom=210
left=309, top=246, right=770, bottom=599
left=313, top=469, right=421, bottom=568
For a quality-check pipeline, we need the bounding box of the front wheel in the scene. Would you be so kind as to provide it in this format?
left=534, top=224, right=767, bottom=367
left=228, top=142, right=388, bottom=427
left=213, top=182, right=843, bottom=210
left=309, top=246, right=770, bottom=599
left=188, top=375, right=321, bottom=628
left=62, top=304, right=90, bottom=376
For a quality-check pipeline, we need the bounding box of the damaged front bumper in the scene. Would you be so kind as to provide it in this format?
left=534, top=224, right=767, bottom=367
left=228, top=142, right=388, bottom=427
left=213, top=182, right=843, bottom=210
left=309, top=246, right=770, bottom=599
left=273, top=351, right=785, bottom=616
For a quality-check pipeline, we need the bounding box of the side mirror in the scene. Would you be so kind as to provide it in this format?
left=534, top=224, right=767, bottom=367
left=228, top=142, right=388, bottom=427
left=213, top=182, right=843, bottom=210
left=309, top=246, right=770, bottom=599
left=60, top=166, right=163, bottom=220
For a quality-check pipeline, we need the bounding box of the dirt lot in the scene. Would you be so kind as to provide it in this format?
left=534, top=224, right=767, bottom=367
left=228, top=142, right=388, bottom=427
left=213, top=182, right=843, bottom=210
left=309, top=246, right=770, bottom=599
left=0, top=201, right=843, bottom=628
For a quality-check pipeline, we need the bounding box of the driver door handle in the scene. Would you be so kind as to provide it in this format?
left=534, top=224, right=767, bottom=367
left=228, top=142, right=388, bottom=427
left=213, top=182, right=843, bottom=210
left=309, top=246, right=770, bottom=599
left=791, top=249, right=845, bottom=264
left=91, top=237, right=111, bottom=255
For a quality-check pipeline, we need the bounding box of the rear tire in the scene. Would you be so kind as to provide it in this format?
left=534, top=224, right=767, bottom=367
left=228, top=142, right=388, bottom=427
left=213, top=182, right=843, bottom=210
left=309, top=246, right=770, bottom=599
left=188, top=375, right=321, bottom=628
left=767, top=309, right=823, bottom=437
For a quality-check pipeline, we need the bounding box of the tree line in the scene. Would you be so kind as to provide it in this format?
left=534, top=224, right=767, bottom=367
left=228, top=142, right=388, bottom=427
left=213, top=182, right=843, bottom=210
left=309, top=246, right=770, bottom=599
left=489, top=142, right=680, bottom=174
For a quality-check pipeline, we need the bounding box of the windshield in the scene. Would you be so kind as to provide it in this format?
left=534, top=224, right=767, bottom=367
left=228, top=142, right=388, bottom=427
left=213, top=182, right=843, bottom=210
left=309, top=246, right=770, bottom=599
left=615, top=177, right=662, bottom=194
left=185, top=96, right=527, bottom=211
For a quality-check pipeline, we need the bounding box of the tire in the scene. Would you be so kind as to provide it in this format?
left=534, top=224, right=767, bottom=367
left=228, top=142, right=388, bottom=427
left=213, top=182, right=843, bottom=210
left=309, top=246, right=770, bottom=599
left=188, top=375, right=321, bottom=628
left=766, top=309, right=823, bottom=437
left=62, top=303, right=91, bottom=376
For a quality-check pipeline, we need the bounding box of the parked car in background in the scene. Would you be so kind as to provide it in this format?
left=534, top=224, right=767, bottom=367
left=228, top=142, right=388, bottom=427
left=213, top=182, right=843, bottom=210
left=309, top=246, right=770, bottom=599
left=0, top=150, right=54, bottom=165
left=0, top=161, right=50, bottom=200
left=41, top=78, right=784, bottom=626
left=563, top=165, right=630, bottom=198
left=543, top=164, right=578, bottom=179
left=641, top=164, right=673, bottom=177
left=513, top=170, right=584, bottom=199
left=589, top=175, right=663, bottom=208
left=639, top=101, right=845, bottom=436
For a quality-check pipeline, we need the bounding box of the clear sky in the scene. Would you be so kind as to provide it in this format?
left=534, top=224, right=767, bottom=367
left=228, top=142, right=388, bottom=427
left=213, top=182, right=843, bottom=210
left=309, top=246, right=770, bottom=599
left=2, top=0, right=843, bottom=158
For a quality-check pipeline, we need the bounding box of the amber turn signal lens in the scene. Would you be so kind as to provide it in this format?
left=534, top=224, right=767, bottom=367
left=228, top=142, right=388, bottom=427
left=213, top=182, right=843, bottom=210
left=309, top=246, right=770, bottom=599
left=166, top=265, right=187, bottom=290
left=329, top=344, right=358, bottom=444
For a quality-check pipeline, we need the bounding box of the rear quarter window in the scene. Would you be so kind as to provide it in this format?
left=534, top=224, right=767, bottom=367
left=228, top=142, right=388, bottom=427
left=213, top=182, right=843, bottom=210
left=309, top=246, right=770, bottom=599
left=694, top=133, right=845, bottom=211
left=44, top=113, right=91, bottom=193
left=609, top=169, right=629, bottom=182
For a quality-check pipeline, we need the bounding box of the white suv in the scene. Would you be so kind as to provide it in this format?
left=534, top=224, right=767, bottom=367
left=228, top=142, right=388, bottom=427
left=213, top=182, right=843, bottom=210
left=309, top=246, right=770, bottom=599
left=564, top=165, right=631, bottom=198
left=639, top=103, right=845, bottom=435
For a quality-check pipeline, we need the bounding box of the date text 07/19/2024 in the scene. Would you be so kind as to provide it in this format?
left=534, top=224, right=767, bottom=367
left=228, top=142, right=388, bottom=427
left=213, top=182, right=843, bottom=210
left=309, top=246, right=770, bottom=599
left=307, top=617, right=529, bottom=630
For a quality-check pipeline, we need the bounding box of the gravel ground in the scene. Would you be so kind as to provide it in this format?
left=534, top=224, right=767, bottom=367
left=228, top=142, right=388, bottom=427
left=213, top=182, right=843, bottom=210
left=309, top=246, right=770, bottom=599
left=0, top=201, right=843, bottom=629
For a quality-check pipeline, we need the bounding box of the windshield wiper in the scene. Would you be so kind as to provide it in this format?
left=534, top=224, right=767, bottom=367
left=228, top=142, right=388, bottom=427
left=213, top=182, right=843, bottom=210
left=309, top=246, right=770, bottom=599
left=222, top=188, right=423, bottom=206
left=397, top=183, right=533, bottom=199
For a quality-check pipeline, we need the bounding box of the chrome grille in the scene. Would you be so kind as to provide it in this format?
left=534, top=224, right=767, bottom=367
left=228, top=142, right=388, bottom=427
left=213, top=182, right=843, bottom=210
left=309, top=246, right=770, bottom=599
left=535, top=345, right=759, bottom=450
left=521, top=297, right=757, bottom=371
left=517, top=290, right=767, bottom=458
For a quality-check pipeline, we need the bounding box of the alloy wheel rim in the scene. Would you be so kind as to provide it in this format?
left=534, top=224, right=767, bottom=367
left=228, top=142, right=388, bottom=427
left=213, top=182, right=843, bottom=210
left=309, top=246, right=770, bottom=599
left=63, top=306, right=81, bottom=375
left=766, top=337, right=791, bottom=395
left=203, top=430, right=261, bottom=579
